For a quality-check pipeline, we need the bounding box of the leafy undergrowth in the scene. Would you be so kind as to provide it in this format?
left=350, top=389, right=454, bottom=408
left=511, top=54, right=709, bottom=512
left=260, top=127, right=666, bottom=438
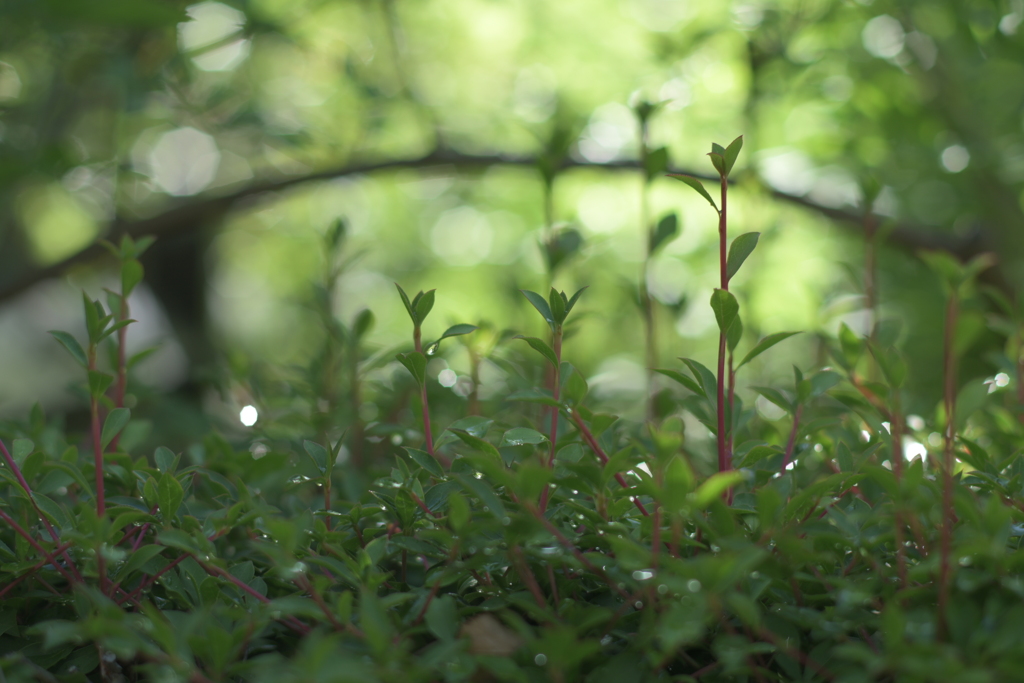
left=3, top=141, right=1024, bottom=683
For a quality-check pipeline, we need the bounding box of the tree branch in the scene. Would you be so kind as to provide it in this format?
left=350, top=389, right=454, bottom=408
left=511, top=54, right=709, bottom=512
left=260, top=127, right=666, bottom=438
left=0, top=150, right=989, bottom=304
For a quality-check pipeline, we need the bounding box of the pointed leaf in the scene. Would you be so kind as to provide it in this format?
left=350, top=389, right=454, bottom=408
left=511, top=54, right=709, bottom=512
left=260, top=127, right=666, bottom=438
left=520, top=290, right=555, bottom=328
left=723, top=135, right=743, bottom=176
left=437, top=324, right=477, bottom=341
left=727, top=315, right=743, bottom=353
left=710, top=289, right=739, bottom=336
left=454, top=473, right=506, bottom=519
left=158, top=472, right=184, bottom=521
left=649, top=213, right=679, bottom=254
left=708, top=152, right=726, bottom=176
left=100, top=408, right=131, bottom=450
left=500, top=428, right=547, bottom=447
left=49, top=331, right=87, bottom=368
left=680, top=358, right=717, bottom=399
left=726, top=232, right=760, bottom=281
left=668, top=175, right=718, bottom=211
left=738, top=332, right=801, bottom=369
left=396, top=352, right=427, bottom=386
left=564, top=286, right=588, bottom=316
left=449, top=429, right=501, bottom=460
left=645, top=146, right=669, bottom=180
left=415, top=290, right=436, bottom=324
left=514, top=336, right=558, bottom=367
left=303, top=440, right=328, bottom=474
left=654, top=369, right=704, bottom=398
left=404, top=447, right=445, bottom=478
left=548, top=288, right=566, bottom=324
left=395, top=283, right=415, bottom=322
left=88, top=371, right=114, bottom=398
left=122, top=259, right=144, bottom=297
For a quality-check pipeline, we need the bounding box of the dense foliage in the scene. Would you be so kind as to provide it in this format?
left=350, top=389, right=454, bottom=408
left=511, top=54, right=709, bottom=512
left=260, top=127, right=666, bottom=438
left=3, top=138, right=1024, bottom=683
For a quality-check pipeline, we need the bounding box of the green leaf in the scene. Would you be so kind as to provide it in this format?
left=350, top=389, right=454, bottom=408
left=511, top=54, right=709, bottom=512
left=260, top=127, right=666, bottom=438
left=723, top=135, right=743, bottom=176
left=353, top=308, right=374, bottom=340
left=506, top=388, right=561, bottom=407
left=727, top=315, right=743, bottom=353
left=122, top=259, right=144, bottom=297
left=708, top=152, right=726, bottom=176
left=88, top=371, right=114, bottom=399
left=564, top=286, right=588, bottom=316
left=83, top=293, right=103, bottom=344
left=414, top=290, right=436, bottom=324
left=561, top=363, right=589, bottom=405
left=738, top=332, right=801, bottom=369
left=514, top=336, right=558, bottom=367
left=500, top=428, right=547, bottom=447
left=649, top=213, right=679, bottom=254
left=100, top=408, right=130, bottom=451
left=158, top=472, right=184, bottom=521
left=680, top=358, right=717, bottom=400
left=454, top=473, right=506, bottom=519
left=303, top=440, right=329, bottom=474
left=691, top=470, right=747, bottom=508
left=449, top=429, right=501, bottom=460
left=154, top=446, right=176, bottom=474
left=425, top=595, right=459, bottom=641
left=436, top=324, right=477, bottom=342
left=404, top=447, right=445, bottom=478
left=113, top=545, right=166, bottom=582
left=645, top=145, right=669, bottom=180
left=521, top=290, right=555, bottom=329
left=668, top=175, right=718, bottom=211
left=395, top=283, right=415, bottom=322
left=548, top=288, right=566, bottom=325
left=710, top=289, right=739, bottom=336
left=396, top=351, right=427, bottom=386
left=49, top=331, right=87, bottom=368
left=654, top=369, right=704, bottom=399
left=726, top=232, right=760, bottom=281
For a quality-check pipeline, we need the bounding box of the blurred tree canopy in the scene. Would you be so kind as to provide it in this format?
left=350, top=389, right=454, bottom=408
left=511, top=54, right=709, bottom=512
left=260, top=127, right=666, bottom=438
left=1, top=0, right=1023, bottom=420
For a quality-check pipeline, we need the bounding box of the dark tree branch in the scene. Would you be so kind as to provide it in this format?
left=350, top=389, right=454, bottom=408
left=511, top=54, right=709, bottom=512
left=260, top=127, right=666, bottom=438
left=0, top=150, right=990, bottom=304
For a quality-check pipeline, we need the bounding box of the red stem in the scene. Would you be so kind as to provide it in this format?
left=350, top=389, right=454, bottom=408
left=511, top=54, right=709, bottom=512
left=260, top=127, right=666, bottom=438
left=569, top=410, right=649, bottom=516
left=716, top=173, right=730, bottom=475
left=413, top=326, right=437, bottom=459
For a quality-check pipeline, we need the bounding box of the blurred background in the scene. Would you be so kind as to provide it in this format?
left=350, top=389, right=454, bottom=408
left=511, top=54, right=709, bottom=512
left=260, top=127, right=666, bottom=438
left=1, top=0, right=1022, bottom=453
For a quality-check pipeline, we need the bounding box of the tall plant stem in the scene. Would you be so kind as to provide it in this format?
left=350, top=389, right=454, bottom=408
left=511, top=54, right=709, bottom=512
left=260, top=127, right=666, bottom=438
left=569, top=410, right=649, bottom=516
left=938, top=293, right=958, bottom=638
left=716, top=174, right=730, bottom=474
left=638, top=117, right=656, bottom=423
left=109, top=295, right=129, bottom=452
left=539, top=327, right=563, bottom=513
left=413, top=325, right=435, bottom=456
left=864, top=211, right=880, bottom=381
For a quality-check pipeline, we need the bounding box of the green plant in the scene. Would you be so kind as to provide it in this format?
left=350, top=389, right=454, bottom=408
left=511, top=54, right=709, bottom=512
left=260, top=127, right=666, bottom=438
left=4, top=133, right=1024, bottom=683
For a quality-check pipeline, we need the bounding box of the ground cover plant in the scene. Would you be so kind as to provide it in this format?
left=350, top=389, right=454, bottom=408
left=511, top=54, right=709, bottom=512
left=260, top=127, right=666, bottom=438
left=3, top=134, right=1024, bottom=683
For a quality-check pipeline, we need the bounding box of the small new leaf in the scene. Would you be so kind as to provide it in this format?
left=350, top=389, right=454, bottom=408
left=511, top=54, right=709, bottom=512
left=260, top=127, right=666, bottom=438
left=726, top=232, right=760, bottom=281
left=723, top=135, right=743, bottom=176
left=395, top=283, right=415, bottom=322
left=667, top=175, right=718, bottom=212
left=564, top=286, right=588, bottom=316
left=548, top=288, right=566, bottom=325
left=414, top=290, right=436, bottom=325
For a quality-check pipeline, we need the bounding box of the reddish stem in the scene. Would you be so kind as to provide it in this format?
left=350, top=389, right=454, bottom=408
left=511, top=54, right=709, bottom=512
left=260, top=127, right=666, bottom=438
left=716, top=172, right=730, bottom=475
left=569, top=410, right=649, bottom=516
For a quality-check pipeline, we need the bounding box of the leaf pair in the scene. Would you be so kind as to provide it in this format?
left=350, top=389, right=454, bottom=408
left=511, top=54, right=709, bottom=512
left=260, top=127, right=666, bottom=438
left=396, top=284, right=435, bottom=327
left=667, top=135, right=743, bottom=212
left=521, top=286, right=587, bottom=333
